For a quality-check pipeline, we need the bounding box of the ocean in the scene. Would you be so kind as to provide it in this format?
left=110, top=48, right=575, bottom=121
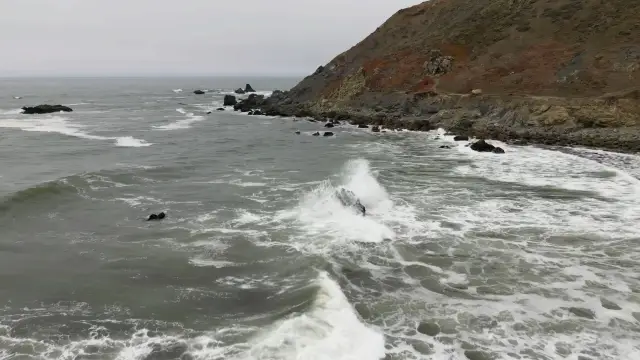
left=1, top=77, right=639, bottom=360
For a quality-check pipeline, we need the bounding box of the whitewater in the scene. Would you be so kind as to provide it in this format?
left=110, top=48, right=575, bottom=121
left=0, top=77, right=639, bottom=360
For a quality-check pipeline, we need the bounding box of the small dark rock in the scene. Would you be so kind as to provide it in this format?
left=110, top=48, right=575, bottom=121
left=234, top=88, right=245, bottom=94
left=358, top=124, right=369, bottom=128
left=371, top=126, right=381, bottom=133
left=417, top=322, right=440, bottom=337
left=21, top=105, right=73, bottom=114
left=216, top=107, right=225, bottom=111
left=453, top=135, right=469, bottom=141
left=470, top=139, right=496, bottom=152
left=193, top=90, right=205, bottom=95
left=252, top=110, right=263, bottom=116
left=439, top=145, right=452, bottom=149
left=324, top=122, right=334, bottom=128
left=312, top=132, right=320, bottom=136
left=206, top=111, right=211, bottom=114
left=245, top=84, right=256, bottom=93
left=295, top=131, right=301, bottom=135
left=323, top=132, right=334, bottom=137
left=223, top=95, right=237, bottom=106
left=247, top=110, right=254, bottom=115
left=492, top=147, right=505, bottom=154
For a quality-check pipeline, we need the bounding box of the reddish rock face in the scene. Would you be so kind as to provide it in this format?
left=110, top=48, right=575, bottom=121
left=288, top=0, right=639, bottom=103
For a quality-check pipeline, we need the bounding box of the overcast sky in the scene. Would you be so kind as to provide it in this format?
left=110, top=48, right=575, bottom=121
left=0, top=0, right=420, bottom=76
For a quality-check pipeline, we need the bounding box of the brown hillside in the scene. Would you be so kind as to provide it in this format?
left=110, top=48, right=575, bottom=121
left=288, top=0, right=640, bottom=103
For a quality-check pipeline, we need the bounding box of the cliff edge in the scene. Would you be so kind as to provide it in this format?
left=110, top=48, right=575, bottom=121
left=265, top=0, right=640, bottom=151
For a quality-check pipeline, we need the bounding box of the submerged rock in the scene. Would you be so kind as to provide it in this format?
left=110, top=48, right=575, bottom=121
left=312, top=132, right=320, bottom=136
left=216, top=107, right=225, bottom=111
left=470, top=139, right=496, bottom=152
left=245, top=84, right=256, bottom=93
left=21, top=105, right=73, bottom=114
left=323, top=131, right=334, bottom=137
left=324, top=122, right=334, bottom=128
left=372, top=126, right=381, bottom=133
left=358, top=124, right=369, bottom=128
left=295, top=131, right=301, bottom=134
left=440, top=145, right=452, bottom=149
left=417, top=322, right=440, bottom=337
left=453, top=135, right=469, bottom=141
left=193, top=90, right=205, bottom=95
left=492, top=147, right=505, bottom=154
left=234, top=88, right=245, bottom=94
left=223, top=95, right=237, bottom=106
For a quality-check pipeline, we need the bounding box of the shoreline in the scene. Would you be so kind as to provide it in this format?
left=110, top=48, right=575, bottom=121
left=241, top=88, right=640, bottom=154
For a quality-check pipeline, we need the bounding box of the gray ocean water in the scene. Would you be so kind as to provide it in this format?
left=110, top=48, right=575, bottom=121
left=1, top=77, right=640, bottom=360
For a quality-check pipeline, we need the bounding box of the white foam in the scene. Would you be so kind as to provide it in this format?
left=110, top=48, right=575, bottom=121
left=238, top=271, right=386, bottom=360
left=154, top=109, right=205, bottom=130
left=0, top=116, right=151, bottom=147
left=172, top=89, right=183, bottom=93
left=115, top=136, right=152, bottom=147
left=188, top=257, right=236, bottom=268
left=0, top=108, right=22, bottom=115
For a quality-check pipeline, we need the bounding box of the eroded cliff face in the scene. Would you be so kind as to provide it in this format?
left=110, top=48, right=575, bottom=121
left=290, top=0, right=639, bottom=104
left=260, top=0, right=640, bottom=151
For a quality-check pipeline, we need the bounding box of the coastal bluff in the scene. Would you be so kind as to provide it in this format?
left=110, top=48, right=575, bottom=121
left=261, top=0, right=640, bottom=151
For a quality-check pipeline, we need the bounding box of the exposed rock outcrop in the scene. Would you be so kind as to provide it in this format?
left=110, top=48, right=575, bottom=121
left=21, top=105, right=73, bottom=114
left=223, top=95, right=237, bottom=106
left=245, top=84, right=256, bottom=93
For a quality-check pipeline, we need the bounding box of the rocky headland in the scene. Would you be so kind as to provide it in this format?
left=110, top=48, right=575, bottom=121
left=245, top=0, right=640, bottom=152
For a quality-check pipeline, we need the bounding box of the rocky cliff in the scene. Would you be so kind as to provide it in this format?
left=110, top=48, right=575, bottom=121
left=263, top=0, right=640, bottom=151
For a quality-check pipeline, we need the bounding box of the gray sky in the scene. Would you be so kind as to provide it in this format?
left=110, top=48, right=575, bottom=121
left=0, top=0, right=420, bottom=76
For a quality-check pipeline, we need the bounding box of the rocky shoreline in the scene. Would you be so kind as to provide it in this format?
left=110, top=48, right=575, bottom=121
left=229, top=87, right=640, bottom=154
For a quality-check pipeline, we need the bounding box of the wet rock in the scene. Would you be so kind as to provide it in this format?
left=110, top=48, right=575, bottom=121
left=244, top=84, right=256, bottom=93
left=223, top=95, right=237, bottom=106
left=440, top=145, right=452, bottom=149
left=324, top=122, right=334, bottom=128
left=21, top=104, right=73, bottom=114
left=233, top=93, right=266, bottom=112
left=372, top=126, right=381, bottom=133
left=252, top=110, right=263, bottom=116
left=601, top=298, right=622, bottom=310
left=295, top=131, right=301, bottom=135
left=464, top=350, right=493, bottom=360
left=358, top=124, right=369, bottom=128
left=216, top=107, right=225, bottom=111
left=323, top=131, right=334, bottom=137
left=206, top=111, right=212, bottom=114
left=234, top=88, right=245, bottom=94
left=453, top=135, right=469, bottom=141
left=193, top=90, right=205, bottom=95
left=312, top=132, right=320, bottom=136
left=569, top=307, right=596, bottom=319
left=470, top=139, right=496, bottom=152
left=492, top=147, right=506, bottom=154
left=417, top=322, right=440, bottom=337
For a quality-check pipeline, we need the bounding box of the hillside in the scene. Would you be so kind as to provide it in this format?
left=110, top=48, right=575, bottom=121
left=261, top=0, right=640, bottom=151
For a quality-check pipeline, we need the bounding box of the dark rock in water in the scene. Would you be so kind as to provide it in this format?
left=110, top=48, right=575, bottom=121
left=440, top=145, right=452, bottom=149
left=335, top=188, right=366, bottom=215
left=147, top=212, right=166, bottom=221
left=417, top=322, right=440, bottom=337
left=193, top=90, right=205, bottom=95
left=247, top=110, right=255, bottom=115
left=453, top=135, right=469, bottom=141
left=206, top=111, right=211, bottom=114
left=295, top=131, right=301, bottom=134
left=492, top=147, right=505, bottom=154
left=264, top=108, right=282, bottom=116
left=223, top=95, right=237, bottom=106
left=245, top=84, right=256, bottom=93
left=312, top=132, right=320, bottom=136
left=358, top=124, right=369, bottom=128
left=216, top=107, right=225, bottom=111
left=234, top=88, right=245, bottom=94
left=470, top=139, right=496, bottom=152
left=252, top=110, right=263, bottom=116
left=323, top=131, right=334, bottom=137
left=324, top=122, right=334, bottom=128
left=233, top=93, right=266, bottom=112
left=21, top=105, right=73, bottom=114
left=372, top=126, right=381, bottom=133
